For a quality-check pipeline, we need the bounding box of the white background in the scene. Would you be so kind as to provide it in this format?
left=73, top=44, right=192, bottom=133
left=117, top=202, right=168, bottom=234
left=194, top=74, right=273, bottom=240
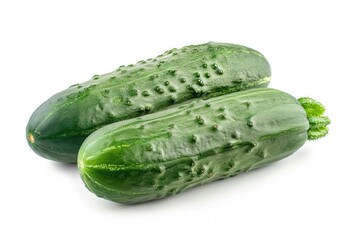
left=1, top=0, right=359, bottom=239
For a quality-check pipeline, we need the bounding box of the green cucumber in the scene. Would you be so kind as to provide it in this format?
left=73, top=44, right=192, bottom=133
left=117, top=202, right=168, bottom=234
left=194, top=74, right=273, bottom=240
left=78, top=88, right=330, bottom=204
left=26, top=42, right=271, bottom=162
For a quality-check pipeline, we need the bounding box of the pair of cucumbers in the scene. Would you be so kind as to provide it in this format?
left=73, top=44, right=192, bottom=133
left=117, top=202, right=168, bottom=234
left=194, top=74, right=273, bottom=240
left=26, top=42, right=330, bottom=204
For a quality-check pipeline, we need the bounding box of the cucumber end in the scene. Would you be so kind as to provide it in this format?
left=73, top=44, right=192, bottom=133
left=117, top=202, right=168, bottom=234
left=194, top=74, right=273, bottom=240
left=27, top=133, right=35, bottom=144
left=298, top=97, right=330, bottom=140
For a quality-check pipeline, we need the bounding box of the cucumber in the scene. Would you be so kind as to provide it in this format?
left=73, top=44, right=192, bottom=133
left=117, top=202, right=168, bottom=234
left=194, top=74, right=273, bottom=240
left=26, top=42, right=271, bottom=163
left=78, top=88, right=330, bottom=204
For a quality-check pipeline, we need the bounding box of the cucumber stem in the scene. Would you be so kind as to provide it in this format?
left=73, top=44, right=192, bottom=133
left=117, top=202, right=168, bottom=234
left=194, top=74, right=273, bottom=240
left=298, top=97, right=330, bottom=140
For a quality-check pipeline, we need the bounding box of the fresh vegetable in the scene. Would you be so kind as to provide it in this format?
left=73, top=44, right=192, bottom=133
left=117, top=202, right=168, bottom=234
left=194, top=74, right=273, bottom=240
left=78, top=88, right=330, bottom=204
left=26, top=42, right=271, bottom=162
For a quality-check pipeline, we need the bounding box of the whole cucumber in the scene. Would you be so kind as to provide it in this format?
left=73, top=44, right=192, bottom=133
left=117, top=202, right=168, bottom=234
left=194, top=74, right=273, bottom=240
left=26, top=42, right=271, bottom=162
left=78, top=88, right=330, bottom=204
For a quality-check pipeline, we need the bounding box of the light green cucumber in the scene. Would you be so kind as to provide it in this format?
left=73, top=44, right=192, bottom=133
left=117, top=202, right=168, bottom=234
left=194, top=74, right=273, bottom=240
left=78, top=88, right=330, bottom=204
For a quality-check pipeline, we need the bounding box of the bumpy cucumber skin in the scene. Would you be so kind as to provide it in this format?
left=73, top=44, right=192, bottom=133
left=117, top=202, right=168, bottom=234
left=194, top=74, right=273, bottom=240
left=78, top=88, right=309, bottom=204
left=26, top=42, right=271, bottom=162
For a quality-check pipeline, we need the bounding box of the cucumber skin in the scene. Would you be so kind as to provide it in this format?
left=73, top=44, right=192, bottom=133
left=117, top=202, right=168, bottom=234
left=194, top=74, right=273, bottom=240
left=78, top=88, right=309, bottom=204
left=26, top=42, right=271, bottom=163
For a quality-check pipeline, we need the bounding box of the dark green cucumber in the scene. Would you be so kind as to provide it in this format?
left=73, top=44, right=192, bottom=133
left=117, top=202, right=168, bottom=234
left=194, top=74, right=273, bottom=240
left=78, top=88, right=330, bottom=204
left=26, top=42, right=271, bottom=162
